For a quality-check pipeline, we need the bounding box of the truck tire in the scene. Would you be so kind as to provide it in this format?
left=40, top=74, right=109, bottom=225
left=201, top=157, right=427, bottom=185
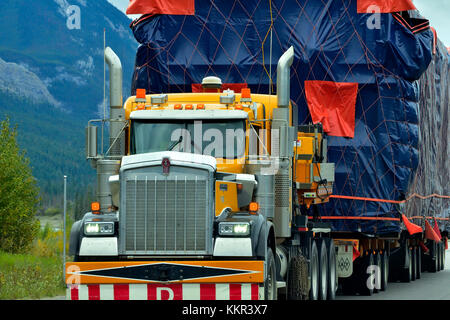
left=441, top=241, right=446, bottom=270
left=326, top=240, right=337, bottom=300
left=287, top=252, right=309, bottom=300
left=373, top=252, right=382, bottom=293
left=411, top=247, right=417, bottom=281
left=264, top=248, right=278, bottom=300
left=439, top=242, right=444, bottom=271
left=428, top=242, right=438, bottom=273
left=381, top=250, right=389, bottom=291
left=358, top=252, right=374, bottom=296
left=437, top=242, right=441, bottom=272
left=309, top=240, right=319, bottom=300
left=401, top=248, right=412, bottom=282
left=416, top=246, right=421, bottom=279
left=318, top=239, right=328, bottom=300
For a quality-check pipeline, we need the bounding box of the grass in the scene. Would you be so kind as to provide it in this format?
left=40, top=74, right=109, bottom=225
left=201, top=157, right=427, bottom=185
left=0, top=222, right=68, bottom=300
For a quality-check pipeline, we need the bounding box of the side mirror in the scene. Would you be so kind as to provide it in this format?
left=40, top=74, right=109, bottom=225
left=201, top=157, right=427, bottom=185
left=109, top=174, right=120, bottom=208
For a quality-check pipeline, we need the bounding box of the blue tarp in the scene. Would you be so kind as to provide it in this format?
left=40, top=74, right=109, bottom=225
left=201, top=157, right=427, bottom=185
left=129, top=0, right=447, bottom=235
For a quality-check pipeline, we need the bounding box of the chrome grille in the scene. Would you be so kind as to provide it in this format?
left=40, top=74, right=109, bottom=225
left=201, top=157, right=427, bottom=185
left=122, top=168, right=211, bottom=255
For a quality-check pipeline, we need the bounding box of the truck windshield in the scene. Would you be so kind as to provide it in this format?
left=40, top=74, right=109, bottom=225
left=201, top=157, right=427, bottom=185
left=130, top=119, right=246, bottom=159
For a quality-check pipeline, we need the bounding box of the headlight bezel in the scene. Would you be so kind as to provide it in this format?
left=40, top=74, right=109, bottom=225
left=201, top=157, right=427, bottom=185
left=218, top=221, right=251, bottom=237
left=84, top=221, right=115, bottom=236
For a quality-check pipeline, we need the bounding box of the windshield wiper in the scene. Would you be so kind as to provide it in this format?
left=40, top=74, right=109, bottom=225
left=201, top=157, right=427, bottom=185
left=167, top=136, right=183, bottom=151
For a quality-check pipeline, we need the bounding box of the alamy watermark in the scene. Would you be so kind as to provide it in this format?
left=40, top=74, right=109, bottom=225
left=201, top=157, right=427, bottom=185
left=366, top=265, right=381, bottom=290
left=66, top=5, right=81, bottom=30
left=366, top=5, right=381, bottom=30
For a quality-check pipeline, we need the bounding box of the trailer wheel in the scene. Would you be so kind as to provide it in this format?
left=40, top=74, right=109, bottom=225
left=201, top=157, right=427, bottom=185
left=411, top=247, right=417, bottom=281
left=439, top=242, right=444, bottom=271
left=326, top=240, right=337, bottom=300
left=318, top=239, right=328, bottom=300
left=373, top=252, right=382, bottom=293
left=436, top=242, right=441, bottom=272
left=401, top=248, right=412, bottom=282
left=359, top=252, right=374, bottom=296
left=287, top=252, right=309, bottom=300
left=381, top=250, right=389, bottom=291
left=441, top=241, right=446, bottom=270
left=309, top=240, right=319, bottom=300
left=264, top=248, right=278, bottom=300
left=428, top=241, right=438, bottom=273
left=416, top=246, right=421, bottom=279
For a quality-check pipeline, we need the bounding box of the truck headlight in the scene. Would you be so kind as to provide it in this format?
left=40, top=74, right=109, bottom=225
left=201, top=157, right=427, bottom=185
left=218, top=222, right=250, bottom=236
left=84, top=222, right=114, bottom=235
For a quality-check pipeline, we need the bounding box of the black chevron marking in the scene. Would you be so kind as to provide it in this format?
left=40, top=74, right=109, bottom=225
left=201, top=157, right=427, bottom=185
left=80, top=263, right=252, bottom=282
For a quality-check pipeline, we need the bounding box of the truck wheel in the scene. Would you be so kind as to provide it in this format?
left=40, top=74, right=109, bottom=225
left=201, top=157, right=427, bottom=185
left=264, top=248, right=278, bottom=300
left=287, top=252, right=309, bottom=300
left=439, top=242, right=444, bottom=271
left=326, top=240, right=337, bottom=300
left=373, top=252, right=382, bottom=292
left=437, top=242, right=441, bottom=272
left=442, top=241, right=446, bottom=270
left=416, top=246, right=421, bottom=279
left=359, top=252, right=374, bottom=296
left=411, top=247, right=417, bottom=281
left=381, top=250, right=389, bottom=291
left=428, top=241, right=438, bottom=273
left=401, top=248, right=412, bottom=282
left=318, top=239, right=328, bottom=300
left=309, top=240, right=319, bottom=300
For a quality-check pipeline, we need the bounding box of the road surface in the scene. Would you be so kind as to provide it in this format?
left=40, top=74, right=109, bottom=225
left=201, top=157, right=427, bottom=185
left=337, top=248, right=450, bottom=300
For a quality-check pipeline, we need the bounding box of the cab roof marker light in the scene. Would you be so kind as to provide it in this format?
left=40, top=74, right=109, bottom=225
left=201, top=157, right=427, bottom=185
left=135, top=88, right=146, bottom=102
left=151, top=94, right=168, bottom=105
left=240, top=88, right=252, bottom=102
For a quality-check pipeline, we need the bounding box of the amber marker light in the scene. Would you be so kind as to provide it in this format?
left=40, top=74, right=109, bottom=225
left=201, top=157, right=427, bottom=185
left=136, top=88, right=146, bottom=100
left=91, top=202, right=101, bottom=214
left=249, top=202, right=259, bottom=214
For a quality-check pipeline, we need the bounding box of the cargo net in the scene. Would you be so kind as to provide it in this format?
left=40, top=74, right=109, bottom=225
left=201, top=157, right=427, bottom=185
left=130, top=0, right=449, bottom=234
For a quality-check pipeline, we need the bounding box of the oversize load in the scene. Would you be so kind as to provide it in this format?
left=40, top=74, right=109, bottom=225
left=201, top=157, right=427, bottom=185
left=66, top=260, right=264, bottom=284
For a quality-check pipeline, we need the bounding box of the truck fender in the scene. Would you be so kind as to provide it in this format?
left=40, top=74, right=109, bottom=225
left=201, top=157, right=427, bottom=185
left=254, top=219, right=276, bottom=259
left=69, top=220, right=83, bottom=256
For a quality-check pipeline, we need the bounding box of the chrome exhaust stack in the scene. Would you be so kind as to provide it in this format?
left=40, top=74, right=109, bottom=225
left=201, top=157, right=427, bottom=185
left=104, top=47, right=125, bottom=157
left=87, top=47, right=124, bottom=212
left=276, top=46, right=294, bottom=109
left=272, top=46, right=295, bottom=238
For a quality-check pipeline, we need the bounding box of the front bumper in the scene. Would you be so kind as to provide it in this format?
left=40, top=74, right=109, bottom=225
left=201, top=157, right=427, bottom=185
left=66, top=260, right=264, bottom=300
left=67, top=283, right=262, bottom=300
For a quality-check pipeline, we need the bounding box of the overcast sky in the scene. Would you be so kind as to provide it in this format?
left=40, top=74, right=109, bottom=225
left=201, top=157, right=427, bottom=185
left=107, top=0, right=449, bottom=46
left=413, top=0, right=449, bottom=46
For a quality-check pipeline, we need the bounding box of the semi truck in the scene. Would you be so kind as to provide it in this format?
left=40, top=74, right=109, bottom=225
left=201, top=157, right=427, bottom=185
left=66, top=46, right=448, bottom=300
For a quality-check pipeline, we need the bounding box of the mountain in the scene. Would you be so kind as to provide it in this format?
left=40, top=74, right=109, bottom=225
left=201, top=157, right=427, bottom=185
left=0, top=0, right=138, bottom=118
left=0, top=0, right=138, bottom=207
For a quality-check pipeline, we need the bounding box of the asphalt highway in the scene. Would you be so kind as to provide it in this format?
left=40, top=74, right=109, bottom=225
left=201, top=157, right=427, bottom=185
left=337, top=246, right=450, bottom=300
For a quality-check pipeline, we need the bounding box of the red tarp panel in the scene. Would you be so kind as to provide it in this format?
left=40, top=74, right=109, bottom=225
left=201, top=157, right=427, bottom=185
left=433, top=219, right=442, bottom=240
left=357, top=0, right=416, bottom=13
left=401, top=214, right=423, bottom=235
left=126, top=0, right=195, bottom=15
left=425, top=220, right=441, bottom=242
left=304, top=80, right=358, bottom=138
left=191, top=83, right=248, bottom=93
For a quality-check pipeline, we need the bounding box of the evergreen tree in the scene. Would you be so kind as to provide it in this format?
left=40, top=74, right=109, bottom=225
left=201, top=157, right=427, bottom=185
left=0, top=118, right=40, bottom=253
